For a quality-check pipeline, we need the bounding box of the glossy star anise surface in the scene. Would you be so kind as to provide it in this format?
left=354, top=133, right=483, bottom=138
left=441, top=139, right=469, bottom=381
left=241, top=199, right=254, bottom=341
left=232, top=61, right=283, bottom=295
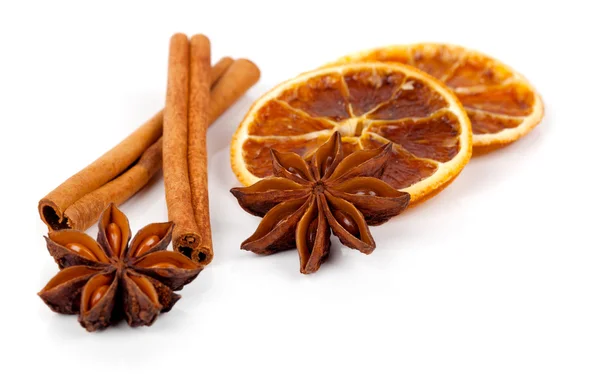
left=38, top=204, right=203, bottom=332
left=231, top=132, right=410, bottom=274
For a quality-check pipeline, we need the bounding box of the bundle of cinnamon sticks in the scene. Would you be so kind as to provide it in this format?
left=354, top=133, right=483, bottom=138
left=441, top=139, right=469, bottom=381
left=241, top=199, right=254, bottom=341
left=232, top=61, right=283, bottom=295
left=38, top=33, right=260, bottom=265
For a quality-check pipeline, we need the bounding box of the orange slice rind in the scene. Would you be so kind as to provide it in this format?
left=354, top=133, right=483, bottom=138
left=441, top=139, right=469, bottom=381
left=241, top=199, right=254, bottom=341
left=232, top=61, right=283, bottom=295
left=231, top=62, right=472, bottom=204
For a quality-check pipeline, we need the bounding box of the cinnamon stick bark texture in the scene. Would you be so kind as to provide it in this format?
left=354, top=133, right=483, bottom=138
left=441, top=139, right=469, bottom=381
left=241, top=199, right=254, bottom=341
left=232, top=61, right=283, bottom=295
left=62, top=138, right=163, bottom=230
left=164, top=35, right=261, bottom=264
left=39, top=111, right=163, bottom=230
left=163, top=33, right=202, bottom=261
left=188, top=35, right=213, bottom=261
left=209, top=59, right=261, bottom=123
left=210, top=57, right=234, bottom=85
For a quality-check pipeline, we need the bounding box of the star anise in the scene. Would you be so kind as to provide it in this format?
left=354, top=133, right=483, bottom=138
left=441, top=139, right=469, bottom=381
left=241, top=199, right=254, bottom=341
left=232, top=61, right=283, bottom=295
left=38, top=204, right=203, bottom=331
left=230, top=132, right=410, bottom=274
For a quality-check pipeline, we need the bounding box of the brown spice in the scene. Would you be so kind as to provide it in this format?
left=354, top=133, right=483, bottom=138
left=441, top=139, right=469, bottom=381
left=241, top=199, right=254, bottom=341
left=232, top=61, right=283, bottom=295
left=230, top=132, right=410, bottom=274
left=38, top=53, right=257, bottom=233
left=164, top=34, right=261, bottom=263
left=60, top=138, right=163, bottom=231
left=163, top=33, right=198, bottom=260
left=210, top=56, right=234, bottom=85
left=39, top=204, right=203, bottom=332
left=208, top=58, right=261, bottom=123
left=188, top=35, right=213, bottom=261
left=38, top=112, right=163, bottom=230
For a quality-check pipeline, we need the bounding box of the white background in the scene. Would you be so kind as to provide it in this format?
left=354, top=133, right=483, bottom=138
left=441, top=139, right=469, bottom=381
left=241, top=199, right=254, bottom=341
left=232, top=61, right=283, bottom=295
left=1, top=1, right=598, bottom=386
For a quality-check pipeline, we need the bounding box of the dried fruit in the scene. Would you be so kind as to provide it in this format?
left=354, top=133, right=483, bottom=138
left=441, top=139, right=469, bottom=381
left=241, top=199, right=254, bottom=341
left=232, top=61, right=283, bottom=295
left=230, top=62, right=472, bottom=204
left=38, top=204, right=203, bottom=332
left=331, top=43, right=544, bottom=152
left=231, top=132, right=410, bottom=274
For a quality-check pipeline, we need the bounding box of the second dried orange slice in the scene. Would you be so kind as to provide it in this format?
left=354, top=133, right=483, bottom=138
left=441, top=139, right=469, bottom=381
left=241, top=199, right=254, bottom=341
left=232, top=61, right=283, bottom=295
left=230, top=63, right=472, bottom=204
left=332, top=43, right=544, bottom=152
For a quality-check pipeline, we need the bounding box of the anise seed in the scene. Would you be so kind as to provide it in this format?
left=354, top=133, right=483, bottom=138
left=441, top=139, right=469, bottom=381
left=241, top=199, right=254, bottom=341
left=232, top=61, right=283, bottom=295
left=66, top=243, right=98, bottom=261
left=106, top=223, right=122, bottom=254
left=286, top=166, right=305, bottom=180
left=133, top=235, right=160, bottom=257
left=89, top=284, right=109, bottom=309
left=150, top=262, right=178, bottom=269
left=321, top=155, right=333, bottom=175
left=353, top=189, right=377, bottom=196
left=333, top=209, right=360, bottom=237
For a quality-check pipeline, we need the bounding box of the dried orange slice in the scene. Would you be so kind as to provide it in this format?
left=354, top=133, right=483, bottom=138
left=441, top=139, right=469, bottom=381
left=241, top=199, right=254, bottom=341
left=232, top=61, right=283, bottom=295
left=331, top=43, right=543, bottom=152
left=231, top=62, right=471, bottom=204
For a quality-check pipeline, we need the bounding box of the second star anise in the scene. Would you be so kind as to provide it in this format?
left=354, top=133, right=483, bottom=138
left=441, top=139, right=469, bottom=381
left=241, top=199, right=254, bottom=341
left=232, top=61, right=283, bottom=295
left=231, top=132, right=410, bottom=274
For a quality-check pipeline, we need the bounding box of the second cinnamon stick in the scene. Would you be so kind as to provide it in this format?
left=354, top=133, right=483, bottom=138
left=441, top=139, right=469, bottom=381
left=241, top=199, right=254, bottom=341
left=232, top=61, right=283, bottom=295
left=187, top=34, right=213, bottom=262
left=164, top=33, right=200, bottom=260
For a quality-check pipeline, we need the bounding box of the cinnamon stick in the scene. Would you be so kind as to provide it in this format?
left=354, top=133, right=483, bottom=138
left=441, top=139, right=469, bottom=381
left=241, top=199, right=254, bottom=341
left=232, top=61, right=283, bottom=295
left=164, top=33, right=198, bottom=259
left=38, top=58, right=235, bottom=231
left=210, top=57, right=233, bottom=85
left=38, top=49, right=259, bottom=238
left=39, top=112, right=163, bottom=230
left=164, top=36, right=261, bottom=263
left=188, top=35, right=213, bottom=261
left=62, top=138, right=163, bottom=230
left=209, top=59, right=261, bottom=123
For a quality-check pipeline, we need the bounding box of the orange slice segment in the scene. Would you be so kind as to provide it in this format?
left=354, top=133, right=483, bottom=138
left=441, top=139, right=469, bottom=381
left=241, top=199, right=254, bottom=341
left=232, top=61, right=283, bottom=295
left=331, top=43, right=544, bottom=152
left=231, top=63, right=472, bottom=204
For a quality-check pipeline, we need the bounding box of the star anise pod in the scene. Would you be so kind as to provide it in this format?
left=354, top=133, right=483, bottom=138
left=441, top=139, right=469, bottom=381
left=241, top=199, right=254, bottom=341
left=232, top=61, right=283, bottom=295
left=231, top=132, right=410, bottom=274
left=38, top=204, right=203, bottom=331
